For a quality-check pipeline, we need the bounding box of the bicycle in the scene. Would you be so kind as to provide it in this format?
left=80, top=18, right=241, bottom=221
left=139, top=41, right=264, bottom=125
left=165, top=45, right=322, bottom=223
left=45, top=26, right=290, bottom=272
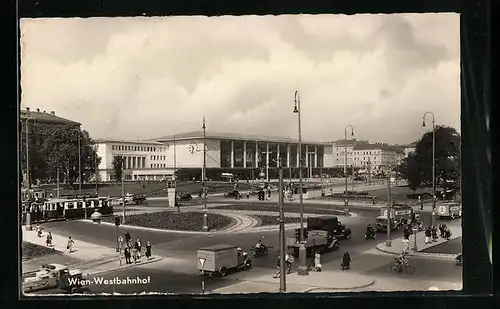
left=390, top=259, right=415, bottom=274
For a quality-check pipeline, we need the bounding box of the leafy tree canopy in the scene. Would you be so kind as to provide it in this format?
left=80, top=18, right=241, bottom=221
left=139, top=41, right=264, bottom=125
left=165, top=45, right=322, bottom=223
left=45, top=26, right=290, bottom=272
left=399, top=125, right=460, bottom=191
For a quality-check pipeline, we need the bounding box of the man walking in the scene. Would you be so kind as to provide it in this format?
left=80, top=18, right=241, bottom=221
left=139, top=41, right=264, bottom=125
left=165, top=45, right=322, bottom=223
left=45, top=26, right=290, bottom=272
left=425, top=226, right=432, bottom=244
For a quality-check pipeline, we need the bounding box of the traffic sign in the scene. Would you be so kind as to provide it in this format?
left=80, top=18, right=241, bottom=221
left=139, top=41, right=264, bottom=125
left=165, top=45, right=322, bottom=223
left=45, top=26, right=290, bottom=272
left=198, top=258, right=206, bottom=269
left=390, top=177, right=396, bottom=183
left=118, top=236, right=123, bottom=243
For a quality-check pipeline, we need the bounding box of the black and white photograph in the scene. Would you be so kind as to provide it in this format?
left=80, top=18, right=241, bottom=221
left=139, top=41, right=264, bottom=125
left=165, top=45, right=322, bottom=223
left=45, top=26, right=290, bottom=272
left=20, top=13, right=462, bottom=295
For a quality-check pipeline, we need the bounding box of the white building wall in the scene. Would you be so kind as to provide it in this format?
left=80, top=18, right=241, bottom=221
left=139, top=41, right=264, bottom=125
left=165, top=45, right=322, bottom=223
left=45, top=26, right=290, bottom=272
left=333, top=145, right=354, bottom=167
left=163, top=139, right=221, bottom=169
left=323, top=145, right=335, bottom=168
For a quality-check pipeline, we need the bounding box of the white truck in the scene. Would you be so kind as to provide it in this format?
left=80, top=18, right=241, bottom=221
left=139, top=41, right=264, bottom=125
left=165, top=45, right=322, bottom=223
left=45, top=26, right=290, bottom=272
left=436, top=202, right=462, bottom=219
left=197, top=244, right=252, bottom=277
left=22, top=263, right=87, bottom=294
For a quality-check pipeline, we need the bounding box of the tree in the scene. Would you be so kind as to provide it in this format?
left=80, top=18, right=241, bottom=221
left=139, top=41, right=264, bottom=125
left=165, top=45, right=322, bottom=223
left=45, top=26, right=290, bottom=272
left=404, top=125, right=461, bottom=191
left=42, top=127, right=101, bottom=186
left=112, top=156, right=125, bottom=182
left=20, top=124, right=49, bottom=186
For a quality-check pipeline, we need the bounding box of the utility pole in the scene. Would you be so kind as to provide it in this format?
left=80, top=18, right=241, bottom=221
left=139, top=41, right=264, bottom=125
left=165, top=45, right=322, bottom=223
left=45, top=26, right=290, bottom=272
left=202, top=117, right=208, bottom=232
left=288, top=136, right=292, bottom=186
left=25, top=118, right=33, bottom=200
left=95, top=145, right=99, bottom=194
left=386, top=167, right=393, bottom=247
left=122, top=158, right=126, bottom=224
left=294, top=91, right=308, bottom=276
left=278, top=161, right=286, bottom=292
left=56, top=168, right=60, bottom=198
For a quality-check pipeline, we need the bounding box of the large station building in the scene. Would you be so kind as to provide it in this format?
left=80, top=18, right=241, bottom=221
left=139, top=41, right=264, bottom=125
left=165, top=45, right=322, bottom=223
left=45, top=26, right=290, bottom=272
left=96, top=131, right=333, bottom=182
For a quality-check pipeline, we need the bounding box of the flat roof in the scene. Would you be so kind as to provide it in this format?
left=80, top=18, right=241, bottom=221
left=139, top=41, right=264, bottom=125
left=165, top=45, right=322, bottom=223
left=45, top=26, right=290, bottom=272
left=95, top=138, right=164, bottom=145
left=148, top=130, right=324, bottom=145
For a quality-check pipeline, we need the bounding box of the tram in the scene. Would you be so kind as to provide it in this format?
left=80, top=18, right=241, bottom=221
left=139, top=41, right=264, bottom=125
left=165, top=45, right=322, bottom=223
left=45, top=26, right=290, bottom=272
left=42, top=197, right=114, bottom=219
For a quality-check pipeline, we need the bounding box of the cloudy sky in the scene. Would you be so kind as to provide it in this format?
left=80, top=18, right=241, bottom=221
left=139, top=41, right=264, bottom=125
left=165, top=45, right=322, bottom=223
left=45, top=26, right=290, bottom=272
left=20, top=13, right=460, bottom=144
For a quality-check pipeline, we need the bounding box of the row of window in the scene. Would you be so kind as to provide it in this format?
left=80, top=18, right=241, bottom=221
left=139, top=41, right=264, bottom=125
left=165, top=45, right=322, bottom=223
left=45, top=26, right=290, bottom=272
left=151, top=164, right=166, bottom=168
left=151, top=155, right=166, bottom=161
left=112, top=144, right=167, bottom=152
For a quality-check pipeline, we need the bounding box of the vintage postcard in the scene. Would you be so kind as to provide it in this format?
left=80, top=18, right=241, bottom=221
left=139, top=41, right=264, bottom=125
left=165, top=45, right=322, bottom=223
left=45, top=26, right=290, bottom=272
left=19, top=13, right=461, bottom=296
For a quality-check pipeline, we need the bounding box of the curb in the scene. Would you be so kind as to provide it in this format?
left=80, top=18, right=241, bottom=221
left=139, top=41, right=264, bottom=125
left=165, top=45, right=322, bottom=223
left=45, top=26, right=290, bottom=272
left=86, top=256, right=164, bottom=276
left=375, top=243, right=457, bottom=260
left=304, top=279, right=376, bottom=292
left=78, top=219, right=216, bottom=235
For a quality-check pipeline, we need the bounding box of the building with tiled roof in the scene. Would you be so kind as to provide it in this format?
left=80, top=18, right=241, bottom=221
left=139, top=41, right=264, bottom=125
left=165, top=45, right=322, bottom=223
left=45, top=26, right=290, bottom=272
left=21, top=107, right=81, bottom=126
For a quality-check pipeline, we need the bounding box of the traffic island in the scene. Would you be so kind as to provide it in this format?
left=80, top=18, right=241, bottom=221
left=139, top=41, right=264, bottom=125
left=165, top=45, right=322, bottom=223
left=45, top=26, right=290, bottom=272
left=101, top=212, right=236, bottom=232
left=211, top=204, right=349, bottom=216
left=376, top=226, right=461, bottom=259
left=22, top=242, right=62, bottom=261
left=251, top=215, right=302, bottom=227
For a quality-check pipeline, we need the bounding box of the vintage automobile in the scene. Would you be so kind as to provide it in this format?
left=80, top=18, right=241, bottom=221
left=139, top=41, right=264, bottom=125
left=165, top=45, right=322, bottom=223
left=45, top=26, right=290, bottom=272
left=177, top=193, right=193, bottom=201
left=436, top=202, right=462, bottom=220
left=224, top=190, right=243, bottom=199
left=375, top=216, right=402, bottom=232
left=455, top=253, right=462, bottom=266
left=22, top=264, right=88, bottom=294
left=197, top=244, right=252, bottom=277
left=132, top=194, right=147, bottom=204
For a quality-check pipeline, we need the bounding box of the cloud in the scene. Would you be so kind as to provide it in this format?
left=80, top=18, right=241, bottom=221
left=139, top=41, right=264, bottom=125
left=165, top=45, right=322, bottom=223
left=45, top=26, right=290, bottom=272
left=20, top=13, right=460, bottom=144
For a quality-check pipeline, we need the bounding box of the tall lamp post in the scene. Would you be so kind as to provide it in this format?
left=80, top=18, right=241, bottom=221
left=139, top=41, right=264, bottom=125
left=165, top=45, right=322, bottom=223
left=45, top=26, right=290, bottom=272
left=288, top=136, right=292, bottom=185
left=278, top=158, right=286, bottom=292
left=386, top=167, right=394, bottom=247
left=422, top=112, right=436, bottom=226
left=76, top=129, right=85, bottom=219
left=25, top=118, right=34, bottom=199
left=293, top=90, right=308, bottom=276
left=344, top=125, right=354, bottom=208
left=202, top=117, right=208, bottom=232
left=121, top=157, right=126, bottom=224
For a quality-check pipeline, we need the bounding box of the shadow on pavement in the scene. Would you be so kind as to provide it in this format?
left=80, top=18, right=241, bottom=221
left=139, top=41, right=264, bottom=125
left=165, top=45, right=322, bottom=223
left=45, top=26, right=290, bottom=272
left=420, top=237, right=462, bottom=254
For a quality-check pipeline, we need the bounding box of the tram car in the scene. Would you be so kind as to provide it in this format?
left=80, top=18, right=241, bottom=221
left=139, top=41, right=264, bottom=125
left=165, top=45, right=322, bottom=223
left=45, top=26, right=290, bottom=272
left=42, top=197, right=114, bottom=220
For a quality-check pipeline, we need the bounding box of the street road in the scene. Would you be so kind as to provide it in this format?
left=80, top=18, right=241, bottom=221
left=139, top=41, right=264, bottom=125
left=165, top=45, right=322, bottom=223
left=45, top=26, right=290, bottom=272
left=39, top=209, right=435, bottom=272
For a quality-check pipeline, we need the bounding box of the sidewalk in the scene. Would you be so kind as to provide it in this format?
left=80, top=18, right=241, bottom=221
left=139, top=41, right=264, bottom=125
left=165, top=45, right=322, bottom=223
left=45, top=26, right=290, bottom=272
left=210, top=267, right=375, bottom=294
left=22, top=228, right=163, bottom=276
left=376, top=225, right=462, bottom=258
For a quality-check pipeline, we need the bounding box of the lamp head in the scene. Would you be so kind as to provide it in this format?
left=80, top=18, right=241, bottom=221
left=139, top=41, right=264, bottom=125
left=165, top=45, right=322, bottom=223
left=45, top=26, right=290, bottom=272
left=422, top=118, right=426, bottom=127
left=351, top=131, right=354, bottom=137
left=293, top=104, right=299, bottom=113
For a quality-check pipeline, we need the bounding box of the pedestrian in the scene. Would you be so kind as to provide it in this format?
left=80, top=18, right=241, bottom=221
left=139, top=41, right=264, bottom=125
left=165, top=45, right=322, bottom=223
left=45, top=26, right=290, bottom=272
left=273, top=254, right=281, bottom=278
left=124, top=231, right=131, bottom=244
left=439, top=222, right=445, bottom=238
left=313, top=251, right=322, bottom=272
left=431, top=225, right=438, bottom=242
left=444, top=226, right=452, bottom=240
left=425, top=226, right=432, bottom=244
left=341, top=252, right=351, bottom=270
left=401, top=237, right=410, bottom=254
left=246, top=191, right=250, bottom=199
left=132, top=245, right=138, bottom=263
left=145, top=240, right=152, bottom=259
left=36, top=225, right=42, bottom=238
left=136, top=239, right=142, bottom=258
left=285, top=253, right=293, bottom=274
left=124, top=247, right=132, bottom=264
left=418, top=196, right=423, bottom=210
left=46, top=231, right=52, bottom=247
left=67, top=236, right=74, bottom=253
left=404, top=226, right=411, bottom=240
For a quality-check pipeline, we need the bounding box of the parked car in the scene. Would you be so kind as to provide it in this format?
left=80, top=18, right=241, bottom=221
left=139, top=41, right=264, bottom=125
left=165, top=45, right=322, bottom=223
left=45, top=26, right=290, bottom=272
left=455, top=253, right=462, bottom=266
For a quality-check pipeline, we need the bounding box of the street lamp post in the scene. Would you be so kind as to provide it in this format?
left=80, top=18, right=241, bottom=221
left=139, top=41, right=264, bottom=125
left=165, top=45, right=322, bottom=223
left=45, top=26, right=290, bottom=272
left=344, top=125, right=354, bottom=209
left=77, top=131, right=85, bottom=219
left=278, top=159, right=286, bottom=292
left=386, top=168, right=394, bottom=247
left=422, top=112, right=436, bottom=226
left=202, top=117, right=208, bottom=232
left=288, top=136, right=292, bottom=186
left=294, top=91, right=308, bottom=276
left=121, top=159, right=126, bottom=224
left=25, top=118, right=34, bottom=198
